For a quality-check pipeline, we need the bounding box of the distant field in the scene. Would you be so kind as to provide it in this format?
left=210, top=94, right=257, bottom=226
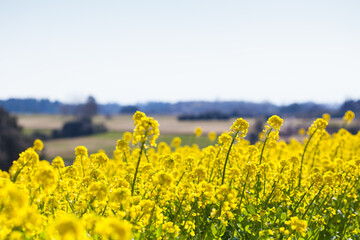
left=17, top=114, right=320, bottom=134
left=16, top=114, right=227, bottom=161
left=15, top=114, right=359, bottom=162
left=17, top=114, right=75, bottom=130
left=42, top=131, right=211, bottom=162
left=17, top=114, right=245, bottom=134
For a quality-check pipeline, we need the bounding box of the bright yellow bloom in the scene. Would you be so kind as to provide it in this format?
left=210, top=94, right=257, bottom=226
left=117, top=139, right=129, bottom=150
left=133, top=111, right=146, bottom=125
left=33, top=139, right=43, bottom=151
left=122, top=131, right=133, bottom=143
left=307, top=118, right=328, bottom=135
left=2, top=112, right=360, bottom=239
left=32, top=162, right=58, bottom=192
left=155, top=171, right=174, bottom=188
left=75, top=146, right=88, bottom=157
left=218, top=132, right=232, bottom=145
left=267, top=115, right=283, bottom=131
left=48, top=214, right=86, bottom=240
left=88, top=182, right=107, bottom=201
left=208, top=131, right=217, bottom=141
left=322, top=113, right=331, bottom=122
left=194, top=127, right=202, bottom=137
left=171, top=137, right=182, bottom=147
left=230, top=118, right=249, bottom=137
left=110, top=188, right=131, bottom=205
left=52, top=156, right=65, bottom=169
left=343, top=110, right=355, bottom=123
left=132, top=112, right=160, bottom=147
left=298, top=128, right=305, bottom=136
left=285, top=216, right=308, bottom=237
left=162, top=222, right=180, bottom=238
left=95, top=218, right=132, bottom=240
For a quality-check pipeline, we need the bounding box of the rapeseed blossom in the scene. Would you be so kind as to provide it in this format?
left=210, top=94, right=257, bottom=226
left=208, top=131, right=217, bottom=141
left=343, top=110, right=355, bottom=123
left=194, top=127, right=202, bottom=137
left=0, top=111, right=359, bottom=239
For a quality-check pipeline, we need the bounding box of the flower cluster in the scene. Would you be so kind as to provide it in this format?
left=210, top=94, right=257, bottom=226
left=0, top=111, right=359, bottom=239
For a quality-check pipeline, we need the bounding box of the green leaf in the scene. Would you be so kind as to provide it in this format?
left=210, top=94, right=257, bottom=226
left=211, top=224, right=217, bottom=236
left=218, top=224, right=226, bottom=236
left=245, top=204, right=255, bottom=214
left=156, top=226, right=162, bottom=238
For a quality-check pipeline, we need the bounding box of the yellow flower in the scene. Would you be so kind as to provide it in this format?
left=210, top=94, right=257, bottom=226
left=218, top=132, right=232, bottom=145
left=322, top=113, right=331, bottom=122
left=122, top=131, right=133, bottom=143
left=307, top=118, right=328, bottom=135
left=133, top=111, right=146, bottom=126
left=110, top=188, right=131, bottom=205
left=230, top=118, right=249, bottom=137
left=95, top=218, right=132, bottom=240
left=132, top=112, right=160, bottom=147
left=33, top=139, right=43, bottom=151
left=208, top=131, right=217, bottom=141
left=267, top=115, right=283, bottom=131
left=91, top=152, right=109, bottom=166
left=33, top=162, right=58, bottom=192
left=298, top=128, right=305, bottom=136
left=285, top=216, right=308, bottom=237
left=75, top=146, right=88, bottom=157
left=52, top=156, right=65, bottom=169
left=194, top=127, right=202, bottom=137
left=117, top=139, right=129, bottom=150
left=343, top=110, right=355, bottom=123
left=162, top=222, right=180, bottom=238
left=48, top=214, right=86, bottom=240
left=155, top=171, right=174, bottom=188
left=88, top=182, right=108, bottom=201
left=171, top=137, right=182, bottom=147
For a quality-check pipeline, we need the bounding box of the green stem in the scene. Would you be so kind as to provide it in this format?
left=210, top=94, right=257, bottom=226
left=310, top=136, right=323, bottom=168
left=122, top=150, right=128, bottom=163
left=144, top=148, right=150, bottom=163
left=221, top=131, right=238, bottom=185
left=12, top=155, right=33, bottom=183
left=100, top=201, right=108, bottom=216
left=301, top=185, right=324, bottom=219
left=80, top=154, right=85, bottom=177
left=298, top=128, right=318, bottom=188
left=259, top=127, right=273, bottom=165
left=176, top=172, right=185, bottom=186
left=291, top=182, right=315, bottom=216
left=263, top=166, right=285, bottom=208
left=263, top=168, right=266, bottom=197
left=238, top=170, right=250, bottom=211
left=312, top=193, right=330, bottom=218
left=65, top=194, right=77, bottom=215
left=131, top=141, right=145, bottom=196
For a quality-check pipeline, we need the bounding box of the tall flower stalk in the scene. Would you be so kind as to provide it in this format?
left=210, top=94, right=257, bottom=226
left=298, top=118, right=327, bottom=188
left=221, top=118, right=249, bottom=185
left=259, top=115, right=283, bottom=164
left=130, top=111, right=159, bottom=196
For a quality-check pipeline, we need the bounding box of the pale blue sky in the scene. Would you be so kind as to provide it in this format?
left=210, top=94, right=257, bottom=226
left=0, top=1, right=359, bottom=104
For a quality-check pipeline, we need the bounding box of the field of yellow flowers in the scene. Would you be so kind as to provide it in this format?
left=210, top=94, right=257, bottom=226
left=1, top=111, right=359, bottom=239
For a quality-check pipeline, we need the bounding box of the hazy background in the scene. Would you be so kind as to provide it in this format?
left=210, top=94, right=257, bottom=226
left=1, top=0, right=359, bottom=105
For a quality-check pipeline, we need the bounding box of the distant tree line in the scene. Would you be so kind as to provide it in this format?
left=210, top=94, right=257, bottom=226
left=52, top=96, right=107, bottom=138
left=1, top=98, right=360, bottom=119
